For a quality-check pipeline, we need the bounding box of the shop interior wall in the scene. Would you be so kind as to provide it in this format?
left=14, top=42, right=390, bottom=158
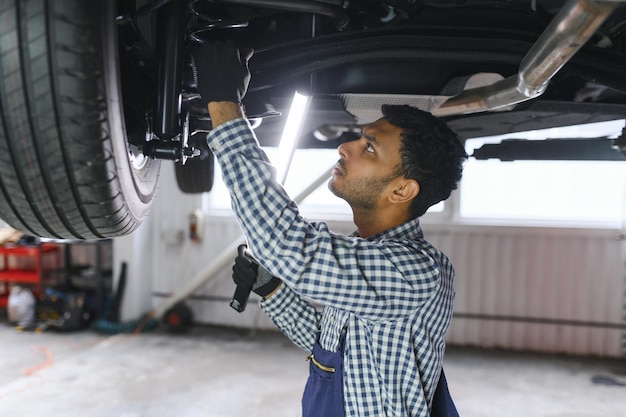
left=114, top=162, right=626, bottom=358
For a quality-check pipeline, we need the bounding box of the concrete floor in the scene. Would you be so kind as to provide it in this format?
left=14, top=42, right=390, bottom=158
left=0, top=321, right=625, bottom=417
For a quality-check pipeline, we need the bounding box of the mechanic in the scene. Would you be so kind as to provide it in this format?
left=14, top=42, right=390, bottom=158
left=193, top=42, right=467, bottom=417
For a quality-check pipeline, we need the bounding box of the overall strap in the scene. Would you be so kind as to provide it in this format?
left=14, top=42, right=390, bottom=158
left=431, top=369, right=460, bottom=417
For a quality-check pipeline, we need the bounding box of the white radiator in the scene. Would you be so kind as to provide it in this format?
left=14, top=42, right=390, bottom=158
left=424, top=225, right=626, bottom=358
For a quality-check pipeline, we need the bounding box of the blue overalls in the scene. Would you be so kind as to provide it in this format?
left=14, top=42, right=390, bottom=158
left=431, top=370, right=460, bottom=417
left=302, top=333, right=346, bottom=417
left=301, top=331, right=459, bottom=417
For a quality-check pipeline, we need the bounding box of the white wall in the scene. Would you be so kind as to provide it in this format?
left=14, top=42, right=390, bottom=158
left=117, top=162, right=626, bottom=357
left=425, top=224, right=626, bottom=357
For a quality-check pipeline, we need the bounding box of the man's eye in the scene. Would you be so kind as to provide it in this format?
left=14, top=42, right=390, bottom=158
left=365, top=143, right=375, bottom=153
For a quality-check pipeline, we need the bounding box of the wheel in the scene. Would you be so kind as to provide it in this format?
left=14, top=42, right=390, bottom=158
left=174, top=157, right=214, bottom=194
left=174, top=133, right=214, bottom=194
left=163, top=302, right=194, bottom=333
left=0, top=0, right=160, bottom=239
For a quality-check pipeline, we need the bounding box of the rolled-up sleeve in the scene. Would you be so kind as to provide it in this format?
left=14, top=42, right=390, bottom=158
left=260, top=283, right=320, bottom=353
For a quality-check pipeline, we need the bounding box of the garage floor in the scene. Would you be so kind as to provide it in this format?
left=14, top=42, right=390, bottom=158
left=0, top=321, right=625, bottom=417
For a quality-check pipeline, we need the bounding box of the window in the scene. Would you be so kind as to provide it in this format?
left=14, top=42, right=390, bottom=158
left=460, top=120, right=626, bottom=227
left=204, top=146, right=445, bottom=218
left=204, top=147, right=351, bottom=217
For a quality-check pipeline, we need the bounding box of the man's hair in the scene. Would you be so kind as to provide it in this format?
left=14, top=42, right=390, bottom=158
left=382, top=104, right=467, bottom=219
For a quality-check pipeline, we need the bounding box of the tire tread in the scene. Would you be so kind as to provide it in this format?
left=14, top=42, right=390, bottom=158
left=0, top=0, right=158, bottom=239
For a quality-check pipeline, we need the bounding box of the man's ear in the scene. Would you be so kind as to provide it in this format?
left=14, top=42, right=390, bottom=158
left=389, top=179, right=419, bottom=204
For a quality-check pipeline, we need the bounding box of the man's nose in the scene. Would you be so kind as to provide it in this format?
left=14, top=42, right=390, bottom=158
left=337, top=138, right=357, bottom=159
left=337, top=142, right=348, bottom=160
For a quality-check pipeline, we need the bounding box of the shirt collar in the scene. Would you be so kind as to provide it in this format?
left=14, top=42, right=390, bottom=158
left=351, top=217, right=424, bottom=241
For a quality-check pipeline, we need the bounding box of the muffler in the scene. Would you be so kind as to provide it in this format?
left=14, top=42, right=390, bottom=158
left=433, top=0, right=624, bottom=117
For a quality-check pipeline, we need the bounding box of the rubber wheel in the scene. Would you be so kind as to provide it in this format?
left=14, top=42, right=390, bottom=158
left=164, top=302, right=193, bottom=333
left=0, top=0, right=160, bottom=239
left=174, top=133, right=214, bottom=194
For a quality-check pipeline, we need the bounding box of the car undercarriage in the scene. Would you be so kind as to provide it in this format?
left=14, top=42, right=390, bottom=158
left=0, top=0, right=625, bottom=239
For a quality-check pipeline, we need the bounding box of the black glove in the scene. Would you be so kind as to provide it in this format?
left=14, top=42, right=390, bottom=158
left=232, top=247, right=281, bottom=298
left=191, top=42, right=253, bottom=106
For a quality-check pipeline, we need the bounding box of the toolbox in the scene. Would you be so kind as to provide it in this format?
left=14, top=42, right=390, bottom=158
left=0, top=243, right=62, bottom=308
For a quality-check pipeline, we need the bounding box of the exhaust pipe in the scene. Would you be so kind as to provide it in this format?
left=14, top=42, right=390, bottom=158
left=433, top=0, right=623, bottom=117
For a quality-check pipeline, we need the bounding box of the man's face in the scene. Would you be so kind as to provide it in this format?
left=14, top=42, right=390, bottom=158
left=328, top=118, right=404, bottom=210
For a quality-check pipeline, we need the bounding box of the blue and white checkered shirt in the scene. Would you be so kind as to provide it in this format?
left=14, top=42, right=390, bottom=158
left=207, top=118, right=455, bottom=417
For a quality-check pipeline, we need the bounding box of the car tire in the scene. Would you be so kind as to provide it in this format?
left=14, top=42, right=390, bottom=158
left=0, top=0, right=160, bottom=239
left=174, top=133, right=214, bottom=194
left=174, top=157, right=214, bottom=194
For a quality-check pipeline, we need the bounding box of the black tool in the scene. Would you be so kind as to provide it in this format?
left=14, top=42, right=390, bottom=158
left=229, top=244, right=254, bottom=313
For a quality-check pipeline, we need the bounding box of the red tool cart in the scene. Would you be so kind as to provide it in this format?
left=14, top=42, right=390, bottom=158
left=0, top=243, right=62, bottom=308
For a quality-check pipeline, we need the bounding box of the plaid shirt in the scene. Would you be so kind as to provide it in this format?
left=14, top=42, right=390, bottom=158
left=207, top=118, right=456, bottom=417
